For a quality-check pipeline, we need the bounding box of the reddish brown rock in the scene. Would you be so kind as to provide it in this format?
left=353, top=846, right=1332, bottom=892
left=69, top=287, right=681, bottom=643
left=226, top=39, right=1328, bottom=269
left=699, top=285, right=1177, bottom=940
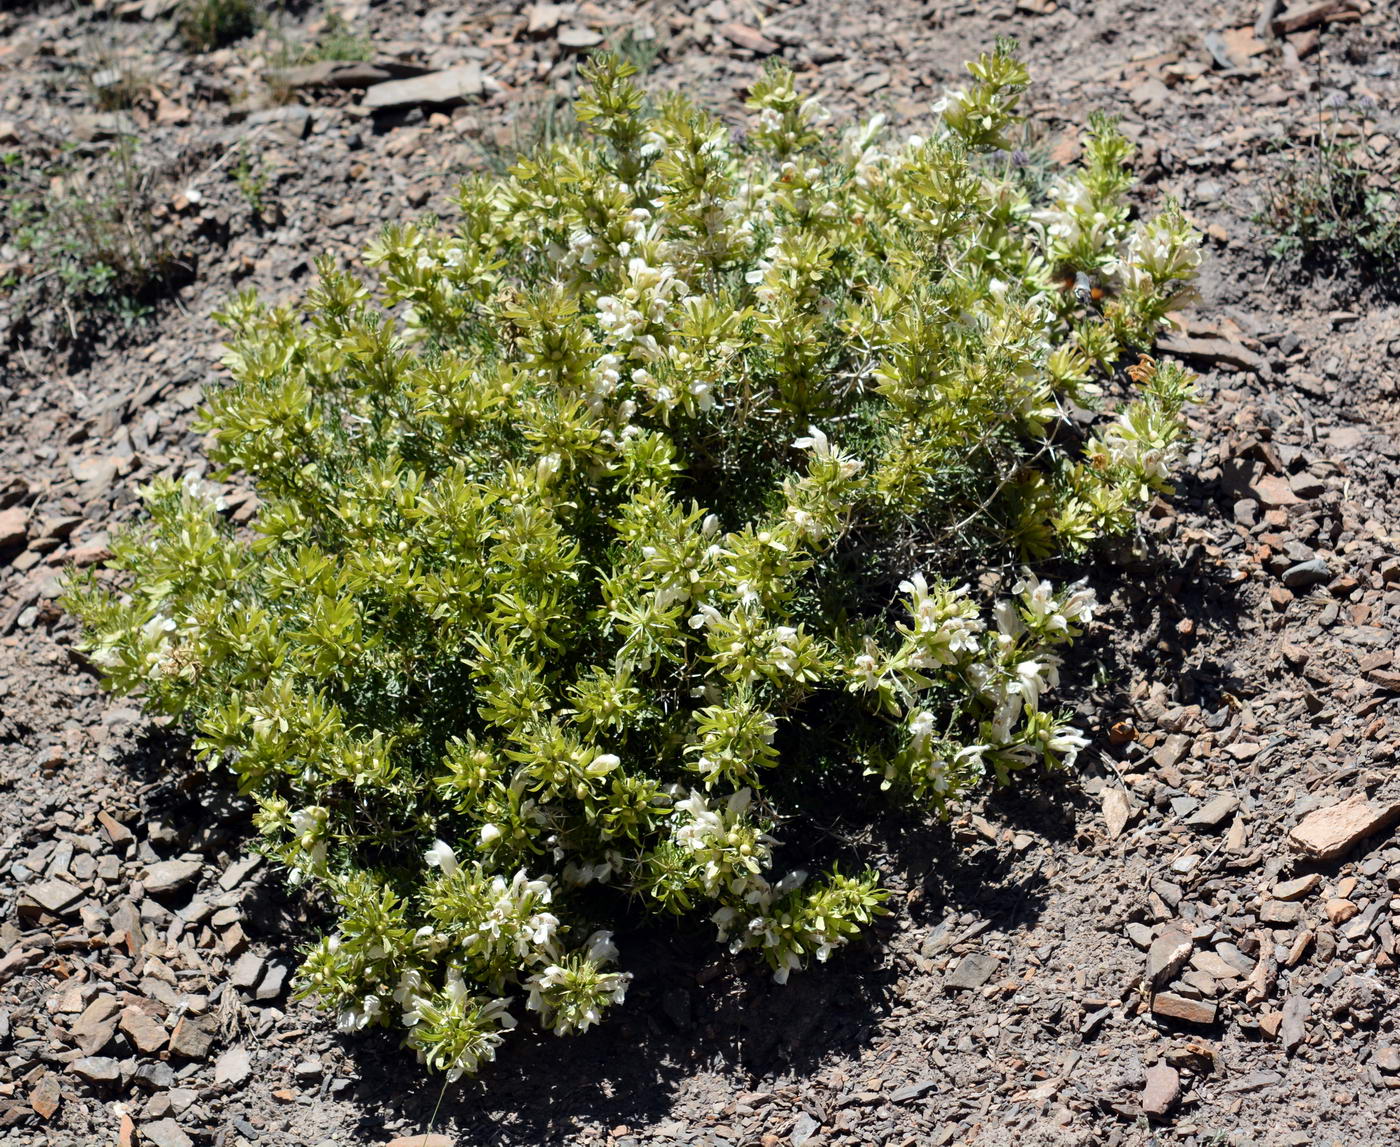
left=1152, top=992, right=1218, bottom=1026
left=1142, top=1062, right=1181, bottom=1118
left=0, top=505, right=28, bottom=551
left=119, top=1008, right=168, bottom=1054
left=29, top=1073, right=60, bottom=1120
left=1325, top=898, right=1360, bottom=926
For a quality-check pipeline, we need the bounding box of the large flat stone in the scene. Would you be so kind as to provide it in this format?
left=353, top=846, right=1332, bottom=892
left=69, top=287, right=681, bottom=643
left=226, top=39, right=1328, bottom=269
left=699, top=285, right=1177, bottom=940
left=1151, top=992, right=1218, bottom=1026
left=23, top=879, right=84, bottom=916
left=1142, top=1062, right=1180, bottom=1118
left=944, top=952, right=1000, bottom=991
left=1147, top=925, right=1192, bottom=987
left=363, top=65, right=485, bottom=110
left=1289, top=795, right=1400, bottom=861
left=142, top=859, right=203, bottom=896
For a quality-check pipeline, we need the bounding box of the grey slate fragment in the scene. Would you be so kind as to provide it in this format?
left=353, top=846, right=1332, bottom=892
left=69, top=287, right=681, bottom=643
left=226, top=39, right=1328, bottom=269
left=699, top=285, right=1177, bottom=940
left=889, top=1079, right=937, bottom=1102
left=1282, top=558, right=1331, bottom=588
left=1186, top=794, right=1239, bottom=830
left=142, top=1119, right=194, bottom=1147
left=255, top=960, right=290, bottom=1000
left=142, top=859, right=202, bottom=895
left=790, top=1112, right=820, bottom=1146
left=25, top=878, right=83, bottom=915
left=70, top=1056, right=120, bottom=1084
left=1280, top=995, right=1309, bottom=1054
left=363, top=65, right=486, bottom=110
left=272, top=59, right=429, bottom=90
left=945, top=952, right=1000, bottom=991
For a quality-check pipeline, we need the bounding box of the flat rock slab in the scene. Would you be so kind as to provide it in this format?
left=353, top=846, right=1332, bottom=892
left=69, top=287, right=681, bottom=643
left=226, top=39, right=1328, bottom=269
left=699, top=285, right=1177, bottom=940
left=0, top=505, right=27, bottom=549
left=143, top=1119, right=194, bottom=1147
left=142, top=859, right=203, bottom=895
left=363, top=65, right=485, bottom=110
left=1288, top=794, right=1400, bottom=860
left=70, top=1056, right=120, bottom=1084
left=214, top=1044, right=252, bottom=1085
left=385, top=1135, right=453, bottom=1147
left=1158, top=334, right=1266, bottom=373
left=945, top=953, right=1000, bottom=991
left=168, top=1015, right=217, bottom=1060
left=1259, top=899, right=1303, bottom=926
left=23, top=878, right=84, bottom=915
left=1101, top=787, right=1134, bottom=839
left=888, top=1079, right=937, bottom=1103
left=1142, top=1062, right=1181, bottom=1118
left=1151, top=992, right=1218, bottom=1026
left=1186, top=793, right=1238, bottom=830
left=119, top=1008, right=168, bottom=1053
left=1280, top=994, right=1310, bottom=1053
left=1272, top=873, right=1321, bottom=901
left=29, top=1073, right=61, bottom=1119
left=1147, top=925, right=1192, bottom=987
left=273, top=59, right=430, bottom=90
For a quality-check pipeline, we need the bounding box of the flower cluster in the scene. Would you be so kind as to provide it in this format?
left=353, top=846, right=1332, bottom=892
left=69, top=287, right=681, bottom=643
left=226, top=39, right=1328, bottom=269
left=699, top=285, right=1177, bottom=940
left=66, top=48, right=1197, bottom=1080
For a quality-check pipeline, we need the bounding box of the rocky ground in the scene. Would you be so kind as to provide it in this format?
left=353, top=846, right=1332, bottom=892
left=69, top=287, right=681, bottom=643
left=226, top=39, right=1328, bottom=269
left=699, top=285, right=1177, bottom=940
left=3, top=0, right=1400, bottom=1144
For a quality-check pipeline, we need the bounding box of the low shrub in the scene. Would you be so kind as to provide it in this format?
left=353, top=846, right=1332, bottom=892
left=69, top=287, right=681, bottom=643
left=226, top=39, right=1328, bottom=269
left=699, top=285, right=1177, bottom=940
left=1, top=137, right=177, bottom=351
left=1260, top=97, right=1399, bottom=295
left=66, top=48, right=1199, bottom=1079
left=176, top=0, right=257, bottom=53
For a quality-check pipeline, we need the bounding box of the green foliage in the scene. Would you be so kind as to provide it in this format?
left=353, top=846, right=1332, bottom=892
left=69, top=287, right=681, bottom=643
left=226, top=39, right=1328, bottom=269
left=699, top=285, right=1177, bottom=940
left=270, top=7, right=373, bottom=70
left=1, top=137, right=175, bottom=344
left=307, top=9, right=373, bottom=62
left=66, top=51, right=1199, bottom=1080
left=177, top=0, right=257, bottom=52
left=1259, top=99, right=1398, bottom=294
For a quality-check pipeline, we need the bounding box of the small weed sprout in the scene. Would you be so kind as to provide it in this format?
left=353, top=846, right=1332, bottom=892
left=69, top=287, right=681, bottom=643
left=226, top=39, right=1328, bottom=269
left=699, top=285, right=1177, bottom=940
left=233, top=143, right=269, bottom=214
left=177, top=0, right=257, bottom=53
left=67, top=50, right=1199, bottom=1079
left=313, top=9, right=373, bottom=62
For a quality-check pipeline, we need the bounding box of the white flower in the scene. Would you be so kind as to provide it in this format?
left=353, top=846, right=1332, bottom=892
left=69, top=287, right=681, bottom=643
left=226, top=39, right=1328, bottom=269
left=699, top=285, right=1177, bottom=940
left=478, top=823, right=503, bottom=847
left=793, top=425, right=831, bottom=457
left=424, top=839, right=459, bottom=876
left=584, top=929, right=619, bottom=964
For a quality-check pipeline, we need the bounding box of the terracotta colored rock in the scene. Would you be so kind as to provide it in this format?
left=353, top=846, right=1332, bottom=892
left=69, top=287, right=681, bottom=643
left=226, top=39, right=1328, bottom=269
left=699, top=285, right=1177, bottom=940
left=1289, top=795, right=1400, bottom=860
left=119, top=1008, right=168, bottom=1054
left=1272, top=873, right=1321, bottom=901
left=385, top=1135, right=453, bottom=1147
left=1325, top=898, right=1360, bottom=926
left=1248, top=473, right=1300, bottom=507
left=1151, top=992, right=1218, bottom=1026
left=0, top=505, right=27, bottom=551
left=1142, top=1062, right=1181, bottom=1118
left=29, top=1073, right=61, bottom=1119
